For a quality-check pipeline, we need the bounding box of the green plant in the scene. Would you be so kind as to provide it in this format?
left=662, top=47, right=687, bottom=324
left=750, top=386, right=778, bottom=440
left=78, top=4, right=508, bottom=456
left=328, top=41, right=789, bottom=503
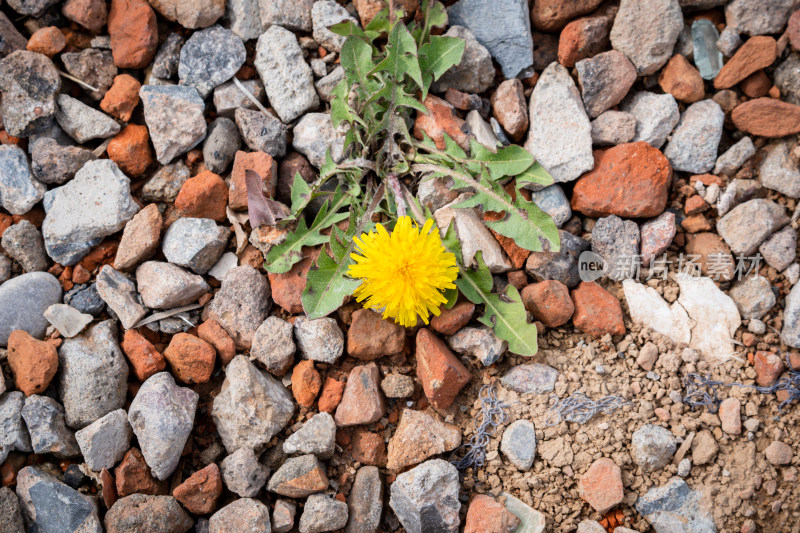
left=263, top=0, right=560, bottom=356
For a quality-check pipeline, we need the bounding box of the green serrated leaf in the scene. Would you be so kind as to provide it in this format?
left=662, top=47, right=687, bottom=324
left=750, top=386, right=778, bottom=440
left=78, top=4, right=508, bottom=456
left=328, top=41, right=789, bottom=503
left=418, top=35, right=464, bottom=98
left=372, top=23, right=423, bottom=90
left=340, top=37, right=375, bottom=85
left=456, top=252, right=538, bottom=356
left=290, top=172, right=312, bottom=212
left=414, top=0, right=448, bottom=45
left=329, top=20, right=369, bottom=39
left=515, top=160, right=555, bottom=189
left=365, top=7, right=392, bottom=35
left=469, top=140, right=533, bottom=180
left=265, top=188, right=352, bottom=274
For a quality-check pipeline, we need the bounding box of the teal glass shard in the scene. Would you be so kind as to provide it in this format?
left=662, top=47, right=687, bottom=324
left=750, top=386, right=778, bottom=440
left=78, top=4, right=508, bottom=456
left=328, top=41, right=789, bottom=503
left=692, top=19, right=724, bottom=80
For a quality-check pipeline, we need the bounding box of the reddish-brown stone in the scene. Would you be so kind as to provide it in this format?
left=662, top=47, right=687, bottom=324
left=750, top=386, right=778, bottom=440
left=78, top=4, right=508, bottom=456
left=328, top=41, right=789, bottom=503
left=7, top=330, right=58, bottom=396
left=570, top=282, right=625, bottom=337
left=107, top=125, right=153, bottom=177
left=557, top=10, right=613, bottom=67
left=115, top=448, right=162, bottom=497
left=100, top=74, right=141, bottom=122
left=415, top=328, right=471, bottom=410
left=318, top=377, right=345, bottom=413
left=121, top=329, right=166, bottom=382
left=173, top=464, right=223, bottom=515
left=578, top=458, right=624, bottom=514
left=430, top=301, right=475, bottom=336
left=491, top=79, right=528, bottom=141
left=163, top=333, right=216, bottom=384
left=714, top=36, right=777, bottom=90
left=464, top=494, right=520, bottom=533
left=531, top=0, right=604, bottom=31
left=789, top=9, right=800, bottom=51
left=571, top=142, right=672, bottom=218
left=229, top=151, right=278, bottom=211
left=684, top=195, right=708, bottom=216
left=26, top=27, right=66, bottom=57
left=108, top=0, right=158, bottom=69
left=62, top=0, right=108, bottom=33
left=521, top=280, right=574, bottom=328
left=277, top=152, right=316, bottom=205
left=754, top=351, right=785, bottom=387
left=351, top=430, right=387, bottom=467
left=659, top=54, right=705, bottom=103
left=347, top=309, right=405, bottom=360
left=101, top=468, right=118, bottom=510
left=197, top=319, right=236, bottom=366
left=268, top=256, right=312, bottom=315
left=335, top=362, right=386, bottom=426
left=413, top=94, right=469, bottom=151
left=739, top=70, right=772, bottom=98
left=732, top=98, right=800, bottom=137
left=174, top=170, right=229, bottom=222
left=292, top=360, right=322, bottom=408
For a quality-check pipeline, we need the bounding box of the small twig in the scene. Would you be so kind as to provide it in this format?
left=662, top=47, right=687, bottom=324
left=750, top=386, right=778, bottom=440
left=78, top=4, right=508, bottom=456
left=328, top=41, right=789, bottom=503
left=92, top=139, right=112, bottom=158
left=232, top=77, right=271, bottom=116
left=387, top=174, right=406, bottom=218
left=58, top=69, right=99, bottom=92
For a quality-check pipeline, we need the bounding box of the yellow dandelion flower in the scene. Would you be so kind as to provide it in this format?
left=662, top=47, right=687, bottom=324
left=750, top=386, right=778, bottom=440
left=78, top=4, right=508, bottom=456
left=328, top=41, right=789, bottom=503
left=348, top=215, right=459, bottom=328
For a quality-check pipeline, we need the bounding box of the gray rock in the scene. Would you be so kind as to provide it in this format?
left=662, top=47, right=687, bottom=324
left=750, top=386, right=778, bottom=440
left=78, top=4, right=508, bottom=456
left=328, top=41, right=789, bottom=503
left=56, top=94, right=120, bottom=144
left=300, top=494, right=349, bottom=533
left=227, top=0, right=266, bottom=41
left=96, top=265, right=148, bottom=329
left=44, top=303, right=92, bottom=338
left=577, top=521, right=607, bottom=533
left=267, top=454, right=328, bottom=497
left=273, top=499, right=296, bottom=533
left=292, top=112, right=345, bottom=169
left=75, top=409, right=132, bottom=471
left=434, top=199, right=513, bottom=273
left=431, top=26, right=495, bottom=94
left=209, top=498, right=271, bottom=533
left=346, top=466, right=382, bottom=533
left=500, top=363, right=559, bottom=394
left=610, top=0, right=683, bottom=75
left=782, top=281, right=800, bottom=347
left=591, top=215, right=641, bottom=281
left=30, top=137, right=95, bottom=185
left=0, top=51, right=61, bottom=137
left=294, top=316, right=344, bottom=364
left=312, top=0, right=357, bottom=52
left=60, top=48, right=116, bottom=101
left=58, top=320, right=128, bottom=429
left=212, top=355, right=294, bottom=452
left=0, top=391, right=31, bottom=464
left=43, top=159, right=139, bottom=265
left=381, top=373, right=415, bottom=399
left=524, top=63, right=593, bottom=184
left=15, top=466, right=102, bottom=533
left=500, top=419, right=536, bottom=470
left=206, top=265, right=271, bottom=349
left=525, top=229, right=590, bottom=287
left=2, top=220, right=48, bottom=272
left=448, top=0, right=533, bottom=78
left=640, top=212, right=677, bottom=267
left=631, top=424, right=677, bottom=473
left=0, top=370, right=5, bottom=396
left=0, top=12, right=26, bottom=59
left=716, top=25, right=742, bottom=57
left=65, top=283, right=105, bottom=317
left=6, top=0, right=58, bottom=15
left=148, top=0, right=224, bottom=28
left=235, top=108, right=288, bottom=158
left=21, top=395, right=80, bottom=458
left=717, top=199, right=789, bottom=255
left=203, top=118, right=240, bottom=174
left=635, top=477, right=716, bottom=533
left=725, top=0, right=798, bottom=36
left=447, top=326, right=507, bottom=365
left=0, top=145, right=45, bottom=215
left=152, top=33, right=184, bottom=79
left=259, top=0, right=313, bottom=31
left=576, top=51, right=637, bottom=119
left=758, top=140, right=800, bottom=198
left=759, top=225, right=796, bottom=272
left=162, top=217, right=229, bottom=275
left=714, top=136, right=755, bottom=176
left=590, top=110, right=637, bottom=146
left=141, top=161, right=190, bottom=203
left=0, top=486, right=24, bottom=533
left=315, top=66, right=345, bottom=102
left=774, top=53, right=800, bottom=105
left=528, top=185, right=571, bottom=228
left=0, top=271, right=62, bottom=346
left=466, top=111, right=499, bottom=150
left=418, top=177, right=459, bottom=213
left=136, top=261, right=210, bottom=309
left=664, top=99, right=724, bottom=174
left=729, top=276, right=776, bottom=320
left=214, top=79, right=267, bottom=116
left=129, top=372, right=198, bottom=480
left=255, top=25, right=319, bottom=123
left=179, top=25, right=246, bottom=99
left=283, top=412, right=336, bottom=459
left=622, top=91, right=680, bottom=149
left=389, top=459, right=461, bottom=533
left=140, top=85, right=207, bottom=165
left=251, top=316, right=295, bottom=376
left=220, top=447, right=269, bottom=497
left=0, top=257, right=10, bottom=284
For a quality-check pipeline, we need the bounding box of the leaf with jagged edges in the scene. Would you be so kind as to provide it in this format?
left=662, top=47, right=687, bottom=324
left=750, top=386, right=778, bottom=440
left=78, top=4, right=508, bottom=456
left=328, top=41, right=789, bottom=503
left=418, top=35, right=464, bottom=98
left=467, top=140, right=534, bottom=180
left=264, top=187, right=351, bottom=274
left=340, top=37, right=375, bottom=86
left=372, top=22, right=423, bottom=90
left=302, top=209, right=374, bottom=319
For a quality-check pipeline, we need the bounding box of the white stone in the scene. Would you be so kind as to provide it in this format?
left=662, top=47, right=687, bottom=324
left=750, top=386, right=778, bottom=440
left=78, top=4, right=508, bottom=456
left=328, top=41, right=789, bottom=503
left=622, top=280, right=692, bottom=345
left=676, top=274, right=741, bottom=361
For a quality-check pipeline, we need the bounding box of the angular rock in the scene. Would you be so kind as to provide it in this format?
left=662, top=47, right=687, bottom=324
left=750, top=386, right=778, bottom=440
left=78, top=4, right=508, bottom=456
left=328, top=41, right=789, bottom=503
left=108, top=0, right=159, bottom=69
left=114, top=203, right=162, bottom=271
left=162, top=217, right=228, bottom=275
left=227, top=0, right=266, bottom=41
left=267, top=454, right=329, bottom=498
left=725, top=0, right=798, bottom=36
left=717, top=199, right=788, bottom=255
left=677, top=275, right=741, bottom=361
left=203, top=118, right=240, bottom=174
left=135, top=261, right=209, bottom=309
left=447, top=326, right=507, bottom=366
left=347, top=308, right=405, bottom=360
left=0, top=145, right=45, bottom=216
left=212, top=355, right=294, bottom=452
left=431, top=26, right=495, bottom=94
left=622, top=280, right=692, bottom=345
left=0, top=272, right=61, bottom=346
left=208, top=498, right=270, bottom=533
left=433, top=201, right=513, bottom=273
left=128, top=372, right=198, bottom=480
left=105, top=494, right=193, bottom=533
left=524, top=63, right=593, bottom=183
left=610, top=0, right=683, bottom=75
left=576, top=51, right=637, bottom=118
left=21, top=395, right=80, bottom=458
left=75, top=409, right=132, bottom=471
left=759, top=225, right=796, bottom=272
left=312, top=0, right=358, bottom=52
left=8, top=330, right=58, bottom=396
left=501, top=363, right=558, bottom=395
left=292, top=112, right=344, bottom=169
left=259, top=0, right=313, bottom=31
left=729, top=276, right=776, bottom=320
left=578, top=458, right=623, bottom=515
left=664, top=99, right=724, bottom=174
left=2, top=220, right=47, bottom=273
left=295, top=316, right=344, bottom=364
left=781, top=281, right=800, bottom=347
left=16, top=466, right=102, bottom=533
left=732, top=97, right=800, bottom=138
left=140, top=85, right=206, bottom=165
left=206, top=266, right=271, bottom=349
left=163, top=333, right=216, bottom=384
left=659, top=54, right=705, bottom=103
left=346, top=466, right=382, bottom=533
left=61, top=48, right=116, bottom=101
left=525, top=230, right=589, bottom=288
left=0, top=392, right=32, bottom=464
left=299, top=493, right=349, bottom=533
left=250, top=316, right=295, bottom=375
left=415, top=328, right=471, bottom=409
left=590, top=111, right=637, bottom=146
left=141, top=161, right=190, bottom=203
left=0, top=51, right=61, bottom=137
left=632, top=424, right=676, bottom=473
left=571, top=281, right=626, bottom=337
left=387, top=409, right=461, bottom=470
left=635, top=477, right=715, bottom=533
left=714, top=36, right=777, bottom=89
left=30, top=137, right=94, bottom=185
left=0, top=486, right=25, bottom=533
left=389, top=459, right=461, bottom=533
left=759, top=140, right=800, bottom=198
left=714, top=136, right=755, bottom=176
left=220, top=447, right=268, bottom=497
left=284, top=412, right=336, bottom=459
left=56, top=95, right=120, bottom=144
left=500, top=419, right=536, bottom=471
left=591, top=215, right=640, bottom=281
left=173, top=463, right=222, bottom=515
left=96, top=265, right=148, bottom=330
left=43, top=159, right=139, bottom=265
left=179, top=25, right=245, bottom=98
left=148, top=0, right=224, bottom=28
left=335, top=362, right=385, bottom=426
left=529, top=185, right=571, bottom=228
left=621, top=91, right=680, bottom=149
left=0, top=14, right=27, bottom=59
